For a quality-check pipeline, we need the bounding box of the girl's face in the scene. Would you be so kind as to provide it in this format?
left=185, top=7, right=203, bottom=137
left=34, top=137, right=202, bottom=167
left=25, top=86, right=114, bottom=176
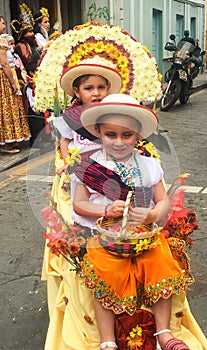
left=0, top=18, right=6, bottom=35
left=96, top=115, right=140, bottom=161
left=40, top=17, right=50, bottom=30
left=74, top=75, right=110, bottom=105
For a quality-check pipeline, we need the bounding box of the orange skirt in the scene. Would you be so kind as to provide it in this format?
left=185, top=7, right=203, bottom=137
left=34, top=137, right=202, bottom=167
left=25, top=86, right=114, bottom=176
left=80, top=234, right=194, bottom=315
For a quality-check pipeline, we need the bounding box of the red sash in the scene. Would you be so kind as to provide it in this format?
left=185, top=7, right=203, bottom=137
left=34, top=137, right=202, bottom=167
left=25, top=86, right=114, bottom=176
left=75, top=151, right=152, bottom=206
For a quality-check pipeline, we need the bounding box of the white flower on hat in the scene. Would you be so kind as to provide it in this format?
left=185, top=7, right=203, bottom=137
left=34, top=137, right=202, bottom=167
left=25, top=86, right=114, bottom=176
left=34, top=22, right=162, bottom=112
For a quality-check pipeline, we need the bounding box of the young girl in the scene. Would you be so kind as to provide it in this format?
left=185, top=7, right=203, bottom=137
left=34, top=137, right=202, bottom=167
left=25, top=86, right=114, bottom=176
left=42, top=59, right=122, bottom=316
left=53, top=58, right=122, bottom=175
left=72, top=93, right=193, bottom=350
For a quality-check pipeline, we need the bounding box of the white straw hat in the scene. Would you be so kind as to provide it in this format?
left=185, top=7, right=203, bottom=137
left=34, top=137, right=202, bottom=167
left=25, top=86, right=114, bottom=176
left=80, top=93, right=158, bottom=139
left=60, top=58, right=122, bottom=96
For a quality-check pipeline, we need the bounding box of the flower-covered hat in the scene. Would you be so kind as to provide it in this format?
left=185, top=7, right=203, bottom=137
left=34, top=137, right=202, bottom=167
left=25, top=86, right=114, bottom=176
left=80, top=93, right=158, bottom=139
left=60, top=58, right=122, bottom=96
left=34, top=22, right=162, bottom=112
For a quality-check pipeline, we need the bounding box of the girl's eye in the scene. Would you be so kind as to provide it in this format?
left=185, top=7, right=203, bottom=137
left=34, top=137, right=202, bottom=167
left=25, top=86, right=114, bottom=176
left=123, top=133, right=134, bottom=137
left=105, top=132, right=116, bottom=137
left=99, top=85, right=107, bottom=89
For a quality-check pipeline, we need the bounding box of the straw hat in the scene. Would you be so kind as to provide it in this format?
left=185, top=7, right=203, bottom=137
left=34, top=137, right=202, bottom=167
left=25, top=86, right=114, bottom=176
left=80, top=93, right=158, bottom=139
left=60, top=58, right=122, bottom=96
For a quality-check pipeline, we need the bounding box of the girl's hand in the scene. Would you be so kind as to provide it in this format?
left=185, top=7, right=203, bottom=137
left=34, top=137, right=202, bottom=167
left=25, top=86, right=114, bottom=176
left=106, top=200, right=125, bottom=218
left=128, top=207, right=152, bottom=225
left=56, top=164, right=68, bottom=176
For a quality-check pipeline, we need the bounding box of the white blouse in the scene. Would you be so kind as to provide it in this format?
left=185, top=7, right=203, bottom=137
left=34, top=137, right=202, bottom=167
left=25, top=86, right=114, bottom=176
left=71, top=150, right=164, bottom=228
left=53, top=116, right=100, bottom=153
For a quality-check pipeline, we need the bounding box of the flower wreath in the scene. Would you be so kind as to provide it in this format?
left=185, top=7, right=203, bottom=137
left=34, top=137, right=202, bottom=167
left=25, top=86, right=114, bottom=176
left=34, top=21, right=162, bottom=111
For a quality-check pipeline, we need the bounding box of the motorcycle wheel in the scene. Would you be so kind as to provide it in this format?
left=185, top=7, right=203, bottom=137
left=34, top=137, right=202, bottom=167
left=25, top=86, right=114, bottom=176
left=160, top=80, right=181, bottom=111
left=180, top=82, right=190, bottom=104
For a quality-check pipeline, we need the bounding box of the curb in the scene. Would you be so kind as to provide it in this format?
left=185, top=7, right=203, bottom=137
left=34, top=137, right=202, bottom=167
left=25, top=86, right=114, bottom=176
left=0, top=142, right=54, bottom=173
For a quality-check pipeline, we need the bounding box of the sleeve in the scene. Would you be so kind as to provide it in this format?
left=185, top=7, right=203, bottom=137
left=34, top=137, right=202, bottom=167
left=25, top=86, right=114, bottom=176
left=53, top=116, right=73, bottom=139
left=35, top=33, right=48, bottom=48
left=140, top=155, right=164, bottom=187
left=26, top=86, right=34, bottom=109
left=151, top=158, right=164, bottom=185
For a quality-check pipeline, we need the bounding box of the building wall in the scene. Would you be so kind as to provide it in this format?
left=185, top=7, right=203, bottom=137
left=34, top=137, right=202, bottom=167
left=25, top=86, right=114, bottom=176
left=120, top=0, right=205, bottom=73
left=83, top=0, right=205, bottom=74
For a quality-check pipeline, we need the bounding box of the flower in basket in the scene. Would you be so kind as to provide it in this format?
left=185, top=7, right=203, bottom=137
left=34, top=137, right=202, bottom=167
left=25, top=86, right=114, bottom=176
left=42, top=193, right=88, bottom=271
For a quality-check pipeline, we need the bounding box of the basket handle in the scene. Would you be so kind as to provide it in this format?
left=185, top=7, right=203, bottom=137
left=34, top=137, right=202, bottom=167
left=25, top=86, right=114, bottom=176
left=120, top=191, right=132, bottom=239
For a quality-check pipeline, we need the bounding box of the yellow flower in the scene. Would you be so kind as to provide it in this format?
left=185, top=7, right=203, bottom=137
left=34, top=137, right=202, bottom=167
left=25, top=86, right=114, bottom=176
left=127, top=325, right=143, bottom=349
left=134, top=239, right=150, bottom=253
left=65, top=147, right=81, bottom=167
left=34, top=22, right=162, bottom=111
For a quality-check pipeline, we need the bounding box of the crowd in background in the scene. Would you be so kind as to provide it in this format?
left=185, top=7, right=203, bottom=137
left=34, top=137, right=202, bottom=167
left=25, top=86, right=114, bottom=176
left=0, top=6, right=60, bottom=154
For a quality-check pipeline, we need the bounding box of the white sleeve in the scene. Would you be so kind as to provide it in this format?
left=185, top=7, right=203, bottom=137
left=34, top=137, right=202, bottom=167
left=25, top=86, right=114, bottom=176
left=151, top=159, right=164, bottom=185
left=53, top=116, right=73, bottom=139
left=35, top=33, right=48, bottom=48
left=26, top=87, right=34, bottom=109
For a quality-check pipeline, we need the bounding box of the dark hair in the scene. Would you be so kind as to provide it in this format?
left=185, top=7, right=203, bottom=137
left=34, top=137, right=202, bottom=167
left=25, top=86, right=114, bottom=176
left=34, top=13, right=49, bottom=36
left=96, top=113, right=142, bottom=132
left=184, top=30, right=189, bottom=37
left=73, top=74, right=110, bottom=89
left=0, top=15, right=4, bottom=20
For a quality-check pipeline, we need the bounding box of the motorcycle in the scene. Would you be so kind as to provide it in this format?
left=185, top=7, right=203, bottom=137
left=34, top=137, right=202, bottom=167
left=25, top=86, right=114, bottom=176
left=160, top=35, right=205, bottom=111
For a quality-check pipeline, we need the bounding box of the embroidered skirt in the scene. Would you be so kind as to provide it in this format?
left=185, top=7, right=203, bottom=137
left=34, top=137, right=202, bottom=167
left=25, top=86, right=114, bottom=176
left=80, top=234, right=194, bottom=315
left=0, top=69, right=31, bottom=145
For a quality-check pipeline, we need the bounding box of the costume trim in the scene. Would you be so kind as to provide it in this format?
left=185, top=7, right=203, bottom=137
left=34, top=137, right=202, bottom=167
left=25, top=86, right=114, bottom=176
left=79, top=236, right=194, bottom=315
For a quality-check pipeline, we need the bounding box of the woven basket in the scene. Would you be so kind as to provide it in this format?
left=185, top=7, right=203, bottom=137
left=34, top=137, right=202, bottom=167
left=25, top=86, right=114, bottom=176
left=97, top=217, right=159, bottom=257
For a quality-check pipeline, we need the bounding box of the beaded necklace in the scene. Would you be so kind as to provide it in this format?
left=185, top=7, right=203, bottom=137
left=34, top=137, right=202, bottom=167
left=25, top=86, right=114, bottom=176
left=110, top=152, right=147, bottom=207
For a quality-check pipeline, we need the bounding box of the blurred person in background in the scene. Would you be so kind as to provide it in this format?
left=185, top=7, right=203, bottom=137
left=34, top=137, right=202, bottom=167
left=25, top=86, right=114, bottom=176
left=0, top=16, right=30, bottom=154
left=34, top=7, right=50, bottom=51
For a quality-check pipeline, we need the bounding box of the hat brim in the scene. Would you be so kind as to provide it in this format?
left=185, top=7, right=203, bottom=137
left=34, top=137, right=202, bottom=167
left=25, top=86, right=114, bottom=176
left=80, top=102, right=158, bottom=139
left=60, top=64, right=122, bottom=96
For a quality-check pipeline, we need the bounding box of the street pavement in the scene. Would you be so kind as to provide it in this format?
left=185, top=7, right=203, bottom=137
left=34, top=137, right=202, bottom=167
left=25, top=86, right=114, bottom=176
left=0, top=72, right=207, bottom=349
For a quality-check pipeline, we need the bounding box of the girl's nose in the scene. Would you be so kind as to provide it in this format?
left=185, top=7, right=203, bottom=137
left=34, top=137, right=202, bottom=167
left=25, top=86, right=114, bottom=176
left=93, top=89, right=100, bottom=96
left=114, top=137, right=124, bottom=146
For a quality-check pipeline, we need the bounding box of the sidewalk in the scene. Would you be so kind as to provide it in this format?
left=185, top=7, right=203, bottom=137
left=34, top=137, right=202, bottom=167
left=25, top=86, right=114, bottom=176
left=0, top=140, right=54, bottom=173
left=0, top=70, right=206, bottom=173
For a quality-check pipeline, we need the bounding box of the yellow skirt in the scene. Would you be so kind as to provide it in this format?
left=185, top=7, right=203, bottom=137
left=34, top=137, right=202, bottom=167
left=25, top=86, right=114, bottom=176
left=44, top=263, right=207, bottom=350
left=41, top=148, right=73, bottom=317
